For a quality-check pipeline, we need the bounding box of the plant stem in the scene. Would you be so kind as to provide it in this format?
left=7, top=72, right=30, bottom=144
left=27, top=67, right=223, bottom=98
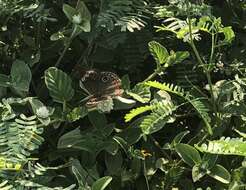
left=143, top=70, right=158, bottom=82
left=36, top=119, right=60, bottom=128
left=143, top=160, right=150, bottom=190
left=187, top=17, right=217, bottom=112
left=55, top=26, right=77, bottom=68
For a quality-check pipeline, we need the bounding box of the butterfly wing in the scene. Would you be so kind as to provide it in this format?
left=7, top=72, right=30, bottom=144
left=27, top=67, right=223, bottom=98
left=80, top=70, right=123, bottom=107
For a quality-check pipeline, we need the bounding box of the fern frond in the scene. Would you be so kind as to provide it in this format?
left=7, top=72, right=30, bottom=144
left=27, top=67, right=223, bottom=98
left=146, top=81, right=212, bottom=134
left=156, top=17, right=201, bottom=42
left=145, top=81, right=185, bottom=97
left=186, top=97, right=212, bottom=134
left=125, top=105, right=153, bottom=122
left=140, top=102, right=176, bottom=134
left=195, top=137, right=246, bottom=156
left=0, top=180, right=13, bottom=189
left=0, top=114, right=44, bottom=163
left=97, top=0, right=149, bottom=32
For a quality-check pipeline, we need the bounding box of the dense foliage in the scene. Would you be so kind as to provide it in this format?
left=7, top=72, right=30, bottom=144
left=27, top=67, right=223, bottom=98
left=0, top=0, right=246, bottom=189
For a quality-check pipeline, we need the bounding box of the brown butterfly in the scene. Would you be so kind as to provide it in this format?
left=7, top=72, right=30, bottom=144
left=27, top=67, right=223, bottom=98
left=79, top=70, right=123, bottom=108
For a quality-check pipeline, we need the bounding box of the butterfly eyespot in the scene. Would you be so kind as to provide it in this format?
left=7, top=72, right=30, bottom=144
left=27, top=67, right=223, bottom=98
left=101, top=75, right=111, bottom=83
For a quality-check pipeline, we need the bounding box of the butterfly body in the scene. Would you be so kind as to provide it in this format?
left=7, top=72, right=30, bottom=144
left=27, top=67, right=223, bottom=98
left=79, top=70, right=123, bottom=107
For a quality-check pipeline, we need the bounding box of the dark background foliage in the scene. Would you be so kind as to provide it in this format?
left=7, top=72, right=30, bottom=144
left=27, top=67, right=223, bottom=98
left=0, top=0, right=246, bottom=189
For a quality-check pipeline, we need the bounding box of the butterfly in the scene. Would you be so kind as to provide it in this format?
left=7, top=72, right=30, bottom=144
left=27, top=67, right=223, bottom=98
left=79, top=70, right=123, bottom=108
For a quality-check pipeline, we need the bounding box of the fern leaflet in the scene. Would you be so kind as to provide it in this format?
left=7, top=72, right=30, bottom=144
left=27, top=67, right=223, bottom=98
left=195, top=137, right=246, bottom=156
left=140, top=102, right=176, bottom=134
left=125, top=105, right=153, bottom=122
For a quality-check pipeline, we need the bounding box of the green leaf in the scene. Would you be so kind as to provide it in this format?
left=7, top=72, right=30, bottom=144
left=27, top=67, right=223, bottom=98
left=0, top=74, right=11, bottom=88
left=195, top=137, right=246, bottom=156
left=202, top=153, right=218, bottom=170
left=192, top=164, right=206, bottom=182
left=45, top=67, right=74, bottom=103
left=148, top=41, right=169, bottom=65
left=76, top=1, right=91, bottom=32
left=113, top=96, right=136, bottom=110
left=88, top=111, right=107, bottom=129
left=63, top=4, right=77, bottom=23
left=29, top=98, right=54, bottom=125
left=208, top=164, right=231, bottom=184
left=220, top=26, right=235, bottom=44
left=166, top=51, right=190, bottom=67
left=11, top=60, right=32, bottom=92
left=175, top=143, right=201, bottom=167
left=163, top=130, right=190, bottom=149
left=63, top=1, right=91, bottom=32
left=105, top=152, right=123, bottom=175
left=71, top=159, right=89, bottom=188
left=92, top=176, right=112, bottom=190
left=121, top=74, right=131, bottom=90
left=67, top=106, right=88, bottom=122
left=125, top=105, right=152, bottom=122
left=126, top=83, right=151, bottom=103
left=140, top=102, right=176, bottom=135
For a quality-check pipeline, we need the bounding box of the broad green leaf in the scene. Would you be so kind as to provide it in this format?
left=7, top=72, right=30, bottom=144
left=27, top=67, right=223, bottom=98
left=11, top=60, right=32, bottom=92
left=208, top=164, right=231, bottom=184
left=113, top=96, right=136, bottom=110
left=121, top=74, right=130, bottom=90
left=88, top=111, right=107, bottom=129
left=57, top=127, right=103, bottom=153
left=176, top=143, right=201, bottom=167
left=103, top=139, right=119, bottom=155
left=63, top=4, right=77, bottom=23
left=172, top=130, right=190, bottom=145
left=71, top=159, right=89, bottom=188
left=0, top=74, right=11, bottom=88
left=202, top=153, right=218, bottom=170
left=76, top=1, right=91, bottom=32
left=118, top=127, right=143, bottom=145
left=92, top=176, right=112, bottom=190
left=105, top=152, right=123, bottom=175
left=113, top=136, right=129, bottom=155
left=148, top=41, right=169, bottom=65
left=45, top=67, right=74, bottom=103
